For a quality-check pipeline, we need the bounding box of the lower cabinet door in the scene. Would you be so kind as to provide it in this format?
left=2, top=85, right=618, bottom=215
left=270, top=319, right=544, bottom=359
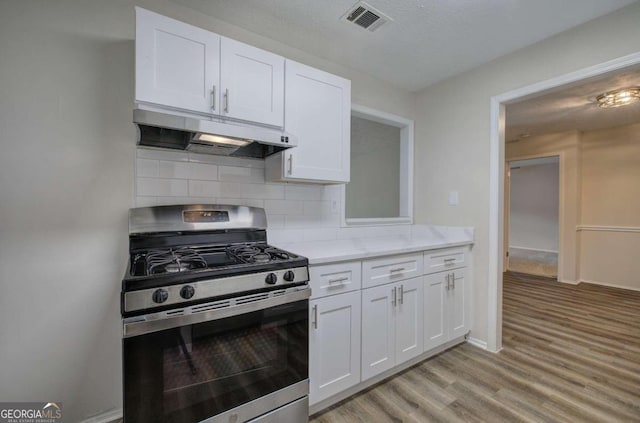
left=361, top=284, right=395, bottom=381
left=423, top=272, right=448, bottom=351
left=395, top=277, right=424, bottom=364
left=449, top=268, right=469, bottom=339
left=309, top=291, right=361, bottom=404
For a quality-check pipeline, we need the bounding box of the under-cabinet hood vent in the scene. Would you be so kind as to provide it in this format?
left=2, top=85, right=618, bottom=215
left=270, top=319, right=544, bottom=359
left=133, top=109, right=296, bottom=159
left=342, top=1, right=391, bottom=32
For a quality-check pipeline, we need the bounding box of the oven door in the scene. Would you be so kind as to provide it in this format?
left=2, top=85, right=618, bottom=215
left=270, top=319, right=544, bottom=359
left=123, top=289, right=309, bottom=423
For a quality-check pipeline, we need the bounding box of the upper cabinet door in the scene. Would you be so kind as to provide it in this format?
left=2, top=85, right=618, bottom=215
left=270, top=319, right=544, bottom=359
left=220, top=38, right=285, bottom=127
left=281, top=60, right=351, bottom=183
left=135, top=8, right=220, bottom=115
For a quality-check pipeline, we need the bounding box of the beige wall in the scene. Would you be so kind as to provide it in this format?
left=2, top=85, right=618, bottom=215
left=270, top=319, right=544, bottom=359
left=579, top=123, right=640, bottom=290
left=0, top=1, right=415, bottom=420
left=414, top=2, right=640, bottom=343
left=506, top=131, right=581, bottom=282
left=509, top=162, right=559, bottom=253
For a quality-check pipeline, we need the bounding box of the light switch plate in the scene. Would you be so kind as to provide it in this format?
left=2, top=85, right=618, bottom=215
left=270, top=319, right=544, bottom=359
left=449, top=191, right=459, bottom=206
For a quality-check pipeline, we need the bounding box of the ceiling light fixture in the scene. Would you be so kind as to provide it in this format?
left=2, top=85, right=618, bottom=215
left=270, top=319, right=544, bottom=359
left=596, top=87, right=640, bottom=108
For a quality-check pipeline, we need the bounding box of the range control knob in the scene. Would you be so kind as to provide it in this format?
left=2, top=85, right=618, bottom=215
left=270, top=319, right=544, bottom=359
left=283, top=270, right=295, bottom=282
left=265, top=273, right=278, bottom=285
left=180, top=285, right=195, bottom=299
left=152, top=288, right=169, bottom=304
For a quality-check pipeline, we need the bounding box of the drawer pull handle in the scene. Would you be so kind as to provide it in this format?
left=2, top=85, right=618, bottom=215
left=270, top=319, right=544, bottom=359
left=444, top=258, right=456, bottom=264
left=392, top=287, right=397, bottom=306
left=390, top=267, right=405, bottom=274
left=399, top=284, right=404, bottom=305
left=328, top=276, right=349, bottom=284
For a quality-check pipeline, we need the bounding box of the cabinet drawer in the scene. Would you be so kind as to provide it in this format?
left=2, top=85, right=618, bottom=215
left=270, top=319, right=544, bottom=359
left=424, top=248, right=465, bottom=274
left=362, top=253, right=423, bottom=289
left=309, top=261, right=361, bottom=299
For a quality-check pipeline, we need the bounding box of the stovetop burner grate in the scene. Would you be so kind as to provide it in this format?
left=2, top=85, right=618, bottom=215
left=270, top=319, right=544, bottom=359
left=145, top=247, right=208, bottom=275
left=226, top=244, right=294, bottom=264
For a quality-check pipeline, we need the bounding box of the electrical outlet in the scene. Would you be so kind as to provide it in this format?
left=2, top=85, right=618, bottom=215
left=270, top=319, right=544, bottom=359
left=449, top=191, right=459, bottom=206
left=331, top=199, right=339, bottom=213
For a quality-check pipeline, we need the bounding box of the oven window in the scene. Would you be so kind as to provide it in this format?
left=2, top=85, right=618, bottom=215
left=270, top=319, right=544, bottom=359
left=123, top=300, right=308, bottom=423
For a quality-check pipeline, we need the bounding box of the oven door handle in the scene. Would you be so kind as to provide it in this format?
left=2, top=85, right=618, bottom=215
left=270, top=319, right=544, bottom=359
left=123, top=288, right=310, bottom=338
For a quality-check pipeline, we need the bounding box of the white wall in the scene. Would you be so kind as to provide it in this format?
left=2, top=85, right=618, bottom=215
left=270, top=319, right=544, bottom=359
left=579, top=123, right=640, bottom=290
left=509, top=162, right=559, bottom=252
left=413, top=2, right=640, bottom=343
left=0, top=1, right=415, bottom=420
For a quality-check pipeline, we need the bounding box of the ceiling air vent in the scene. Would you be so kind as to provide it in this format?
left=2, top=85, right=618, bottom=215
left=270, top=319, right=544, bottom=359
left=342, top=1, right=391, bottom=32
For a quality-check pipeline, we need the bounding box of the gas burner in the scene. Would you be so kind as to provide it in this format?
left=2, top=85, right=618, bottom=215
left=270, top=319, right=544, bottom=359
left=145, top=248, right=207, bottom=275
left=226, top=244, right=296, bottom=264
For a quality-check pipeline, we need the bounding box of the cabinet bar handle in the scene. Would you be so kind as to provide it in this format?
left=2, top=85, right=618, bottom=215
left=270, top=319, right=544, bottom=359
left=328, top=276, right=349, bottom=284
left=444, top=258, right=456, bottom=264
left=399, top=285, right=404, bottom=305
left=224, top=88, right=229, bottom=113
left=287, top=154, right=293, bottom=175
left=211, top=85, right=216, bottom=111
left=451, top=273, right=455, bottom=289
left=390, top=267, right=405, bottom=274
left=446, top=273, right=450, bottom=290
left=392, top=287, right=397, bottom=307
left=312, top=305, right=318, bottom=329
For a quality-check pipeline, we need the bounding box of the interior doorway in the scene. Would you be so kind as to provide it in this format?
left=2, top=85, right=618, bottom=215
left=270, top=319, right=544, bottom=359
left=487, top=51, right=640, bottom=353
left=505, top=156, right=559, bottom=278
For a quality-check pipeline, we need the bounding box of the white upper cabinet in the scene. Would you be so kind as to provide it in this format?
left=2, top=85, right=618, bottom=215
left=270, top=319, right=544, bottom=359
left=266, top=60, right=351, bottom=183
left=220, top=37, right=284, bottom=127
left=135, top=7, right=220, bottom=115
left=135, top=8, right=285, bottom=128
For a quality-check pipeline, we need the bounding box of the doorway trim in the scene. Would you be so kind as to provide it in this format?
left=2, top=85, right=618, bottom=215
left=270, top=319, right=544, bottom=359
left=505, top=153, right=563, bottom=281
left=487, top=51, right=640, bottom=353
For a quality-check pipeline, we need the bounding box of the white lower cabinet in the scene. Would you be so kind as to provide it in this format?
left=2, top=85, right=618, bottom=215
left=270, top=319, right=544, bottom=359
left=361, top=277, right=423, bottom=381
left=424, top=268, right=469, bottom=351
left=309, top=291, right=361, bottom=405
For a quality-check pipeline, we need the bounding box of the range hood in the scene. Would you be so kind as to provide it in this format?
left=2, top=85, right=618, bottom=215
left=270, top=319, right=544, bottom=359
left=133, top=109, right=296, bottom=159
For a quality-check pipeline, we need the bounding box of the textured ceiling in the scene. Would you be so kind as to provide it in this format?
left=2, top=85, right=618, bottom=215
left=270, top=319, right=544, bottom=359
left=506, top=64, right=640, bottom=141
left=170, top=0, right=636, bottom=91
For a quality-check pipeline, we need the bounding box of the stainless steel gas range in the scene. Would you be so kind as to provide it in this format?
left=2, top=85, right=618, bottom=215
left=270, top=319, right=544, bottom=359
left=121, top=205, right=310, bottom=423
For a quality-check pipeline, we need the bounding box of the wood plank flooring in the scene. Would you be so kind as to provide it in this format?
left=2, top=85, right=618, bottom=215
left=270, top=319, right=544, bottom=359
left=310, top=272, right=640, bottom=422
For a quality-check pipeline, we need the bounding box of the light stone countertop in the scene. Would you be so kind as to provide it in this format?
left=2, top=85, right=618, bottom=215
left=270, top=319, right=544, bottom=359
left=274, top=225, right=474, bottom=265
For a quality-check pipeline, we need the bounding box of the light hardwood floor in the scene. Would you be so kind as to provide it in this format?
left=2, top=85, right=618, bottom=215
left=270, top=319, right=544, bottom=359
left=310, top=272, right=640, bottom=422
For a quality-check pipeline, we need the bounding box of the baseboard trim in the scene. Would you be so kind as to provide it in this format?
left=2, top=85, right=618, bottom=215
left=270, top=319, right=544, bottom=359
left=558, top=279, right=578, bottom=285
left=466, top=337, right=487, bottom=350
left=509, top=246, right=558, bottom=254
left=80, top=408, right=122, bottom=423
left=579, top=279, right=640, bottom=292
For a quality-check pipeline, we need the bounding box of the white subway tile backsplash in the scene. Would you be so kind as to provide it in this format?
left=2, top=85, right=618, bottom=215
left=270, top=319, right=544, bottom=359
left=135, top=196, right=157, bottom=207
left=188, top=180, right=221, bottom=197
left=156, top=196, right=215, bottom=205
left=303, top=201, right=331, bottom=216
left=264, top=199, right=304, bottom=216
left=216, top=198, right=265, bottom=208
left=285, top=214, right=339, bottom=228
left=303, top=228, right=338, bottom=242
left=158, top=160, right=192, bottom=179
left=188, top=152, right=265, bottom=169
left=284, top=184, right=324, bottom=201
left=265, top=214, right=286, bottom=229
left=219, top=182, right=284, bottom=200
left=188, top=162, right=218, bottom=181
left=136, top=159, right=159, bottom=178
left=137, top=178, right=188, bottom=197
left=137, top=147, right=189, bottom=162
left=218, top=166, right=264, bottom=183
